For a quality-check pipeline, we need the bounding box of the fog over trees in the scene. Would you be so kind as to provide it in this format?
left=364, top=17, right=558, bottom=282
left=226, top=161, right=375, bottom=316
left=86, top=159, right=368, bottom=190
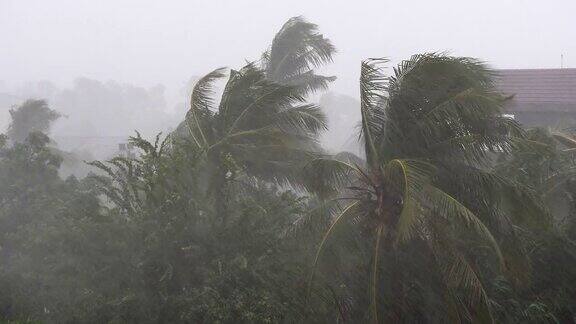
left=1, top=3, right=576, bottom=324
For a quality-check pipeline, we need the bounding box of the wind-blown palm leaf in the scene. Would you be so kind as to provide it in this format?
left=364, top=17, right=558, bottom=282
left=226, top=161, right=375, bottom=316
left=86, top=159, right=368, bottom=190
left=383, top=159, right=434, bottom=243
left=223, top=65, right=307, bottom=135
left=281, top=70, right=336, bottom=95
left=436, top=243, right=495, bottom=323
left=551, top=132, right=576, bottom=149
left=382, top=54, right=523, bottom=164
left=262, top=16, right=336, bottom=95
left=270, top=103, right=327, bottom=136
left=359, top=59, right=388, bottom=167
left=308, top=201, right=361, bottom=294
left=426, top=186, right=504, bottom=267
left=185, top=67, right=227, bottom=148
left=301, top=158, right=360, bottom=199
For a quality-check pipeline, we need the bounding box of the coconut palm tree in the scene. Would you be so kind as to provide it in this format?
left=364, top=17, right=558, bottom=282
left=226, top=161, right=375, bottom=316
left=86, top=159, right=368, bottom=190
left=174, top=63, right=326, bottom=219
left=172, top=17, right=335, bottom=216
left=261, top=16, right=336, bottom=95
left=305, top=54, right=545, bottom=323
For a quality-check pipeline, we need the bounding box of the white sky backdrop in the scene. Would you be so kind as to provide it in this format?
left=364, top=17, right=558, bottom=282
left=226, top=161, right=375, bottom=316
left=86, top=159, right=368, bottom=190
left=1, top=0, right=575, bottom=99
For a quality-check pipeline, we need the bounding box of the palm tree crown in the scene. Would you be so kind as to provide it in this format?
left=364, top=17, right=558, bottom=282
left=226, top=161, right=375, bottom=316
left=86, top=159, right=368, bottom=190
left=261, top=16, right=336, bottom=95
left=173, top=16, right=336, bottom=208
left=307, top=54, right=542, bottom=323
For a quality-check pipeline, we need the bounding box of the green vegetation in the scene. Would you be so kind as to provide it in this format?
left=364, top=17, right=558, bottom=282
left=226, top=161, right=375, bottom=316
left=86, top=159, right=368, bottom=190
left=1, top=18, right=575, bottom=323
left=7, top=99, right=60, bottom=143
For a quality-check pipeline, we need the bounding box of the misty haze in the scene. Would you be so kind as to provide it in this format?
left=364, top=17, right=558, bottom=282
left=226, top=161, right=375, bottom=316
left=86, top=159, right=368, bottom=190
left=1, top=1, right=576, bottom=323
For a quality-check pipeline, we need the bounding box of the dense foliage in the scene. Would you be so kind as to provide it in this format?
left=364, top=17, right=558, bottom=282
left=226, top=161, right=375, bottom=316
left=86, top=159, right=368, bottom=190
left=1, top=17, right=575, bottom=324
left=7, top=99, right=60, bottom=143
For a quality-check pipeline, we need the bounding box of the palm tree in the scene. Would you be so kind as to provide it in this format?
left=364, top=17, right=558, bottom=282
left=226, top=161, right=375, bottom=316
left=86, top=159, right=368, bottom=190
left=171, top=17, right=335, bottom=217
left=306, top=54, right=544, bottom=323
left=261, top=16, right=336, bottom=95
left=174, top=63, right=326, bottom=219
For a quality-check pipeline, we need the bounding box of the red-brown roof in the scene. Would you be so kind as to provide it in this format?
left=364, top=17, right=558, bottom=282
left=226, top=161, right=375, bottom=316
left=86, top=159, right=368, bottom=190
left=495, top=68, right=576, bottom=112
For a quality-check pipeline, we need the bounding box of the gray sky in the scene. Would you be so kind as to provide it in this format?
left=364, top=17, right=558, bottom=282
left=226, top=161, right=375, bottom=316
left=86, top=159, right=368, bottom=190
left=1, top=0, right=575, bottom=98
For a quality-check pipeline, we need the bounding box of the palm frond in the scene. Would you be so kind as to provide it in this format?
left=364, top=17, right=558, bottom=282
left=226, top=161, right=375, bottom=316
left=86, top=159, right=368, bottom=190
left=383, top=159, right=434, bottom=243
left=552, top=132, right=576, bottom=149
left=271, top=104, right=327, bottom=136
left=282, top=70, right=337, bottom=95
left=302, top=158, right=361, bottom=199
left=308, top=201, right=360, bottom=294
left=359, top=58, right=388, bottom=167
left=265, top=16, right=335, bottom=86
left=186, top=67, right=227, bottom=147
left=426, top=186, right=504, bottom=268
left=225, top=76, right=305, bottom=134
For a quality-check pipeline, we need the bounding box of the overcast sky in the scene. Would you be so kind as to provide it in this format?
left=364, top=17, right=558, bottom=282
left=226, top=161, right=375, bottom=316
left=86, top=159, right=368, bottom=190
left=1, top=0, right=575, bottom=98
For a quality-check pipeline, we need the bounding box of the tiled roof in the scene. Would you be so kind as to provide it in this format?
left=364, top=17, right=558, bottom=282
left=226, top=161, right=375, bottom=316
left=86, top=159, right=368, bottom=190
left=495, top=69, right=576, bottom=112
